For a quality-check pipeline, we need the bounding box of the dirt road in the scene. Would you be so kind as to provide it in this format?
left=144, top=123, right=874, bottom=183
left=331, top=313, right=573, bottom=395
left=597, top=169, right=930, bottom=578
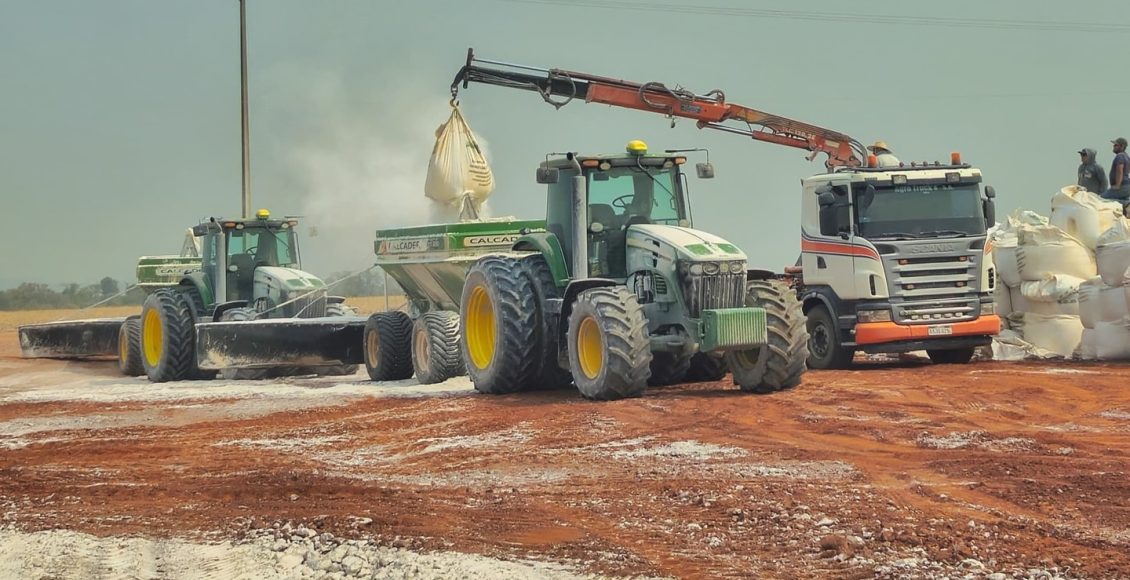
left=0, top=317, right=1128, bottom=578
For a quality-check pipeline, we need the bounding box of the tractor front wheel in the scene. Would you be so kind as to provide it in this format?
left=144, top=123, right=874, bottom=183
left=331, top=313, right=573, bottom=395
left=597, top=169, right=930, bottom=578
left=726, top=280, right=809, bottom=393
left=567, top=287, right=651, bottom=401
left=218, top=307, right=271, bottom=380
left=314, top=302, right=361, bottom=377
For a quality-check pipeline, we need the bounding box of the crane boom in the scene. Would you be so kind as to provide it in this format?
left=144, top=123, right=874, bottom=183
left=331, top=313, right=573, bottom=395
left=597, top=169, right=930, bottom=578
left=451, top=49, right=866, bottom=170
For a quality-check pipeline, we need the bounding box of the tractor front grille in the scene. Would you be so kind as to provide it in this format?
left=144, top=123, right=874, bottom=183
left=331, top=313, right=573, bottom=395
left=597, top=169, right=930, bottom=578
left=287, top=291, right=327, bottom=318
left=680, top=270, right=746, bottom=319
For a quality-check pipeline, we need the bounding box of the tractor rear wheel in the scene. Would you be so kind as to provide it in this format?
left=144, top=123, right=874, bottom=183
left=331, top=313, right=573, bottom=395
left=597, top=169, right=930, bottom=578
left=117, top=316, right=144, bottom=377
left=520, top=255, right=573, bottom=390
left=314, top=302, right=361, bottom=377
left=363, top=311, right=414, bottom=381
left=460, top=256, right=540, bottom=394
left=727, top=280, right=809, bottom=393
left=567, top=287, right=651, bottom=400
left=648, top=352, right=692, bottom=386
left=685, top=352, right=727, bottom=383
left=218, top=307, right=271, bottom=380
left=411, top=311, right=464, bottom=384
left=140, top=288, right=196, bottom=383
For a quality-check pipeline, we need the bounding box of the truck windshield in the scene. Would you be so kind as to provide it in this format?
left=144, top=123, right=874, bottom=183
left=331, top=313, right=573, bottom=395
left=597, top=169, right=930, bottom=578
left=227, top=226, right=299, bottom=267
left=855, top=184, right=986, bottom=239
left=587, top=166, right=685, bottom=227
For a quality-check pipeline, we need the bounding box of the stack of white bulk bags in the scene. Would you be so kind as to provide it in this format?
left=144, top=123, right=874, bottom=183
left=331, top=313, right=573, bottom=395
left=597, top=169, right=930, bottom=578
left=1082, top=216, right=1130, bottom=360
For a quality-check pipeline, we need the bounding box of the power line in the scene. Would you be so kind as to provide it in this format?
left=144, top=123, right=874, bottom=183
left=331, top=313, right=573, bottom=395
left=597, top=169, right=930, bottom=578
left=500, top=0, right=1130, bottom=33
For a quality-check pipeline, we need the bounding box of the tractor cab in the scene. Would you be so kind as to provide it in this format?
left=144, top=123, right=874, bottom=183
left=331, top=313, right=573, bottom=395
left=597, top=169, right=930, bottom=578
left=537, top=141, right=712, bottom=279
left=192, top=209, right=303, bottom=303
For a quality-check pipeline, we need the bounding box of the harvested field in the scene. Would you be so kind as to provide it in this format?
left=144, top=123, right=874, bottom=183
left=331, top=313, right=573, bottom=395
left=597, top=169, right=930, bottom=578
left=1, top=307, right=1128, bottom=578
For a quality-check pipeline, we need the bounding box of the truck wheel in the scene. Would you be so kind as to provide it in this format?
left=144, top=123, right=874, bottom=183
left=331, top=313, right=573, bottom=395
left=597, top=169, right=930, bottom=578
left=117, top=316, right=144, bottom=377
left=460, top=256, right=540, bottom=394
left=805, top=304, right=853, bottom=370
left=314, top=303, right=361, bottom=377
left=567, top=287, right=651, bottom=400
left=141, top=288, right=196, bottom=383
left=727, top=280, right=809, bottom=392
left=364, top=311, right=414, bottom=381
left=648, top=353, right=692, bottom=386
left=684, top=352, right=727, bottom=383
left=927, top=347, right=975, bottom=364
left=218, top=307, right=270, bottom=380
left=412, top=311, right=464, bottom=384
left=520, top=255, right=573, bottom=390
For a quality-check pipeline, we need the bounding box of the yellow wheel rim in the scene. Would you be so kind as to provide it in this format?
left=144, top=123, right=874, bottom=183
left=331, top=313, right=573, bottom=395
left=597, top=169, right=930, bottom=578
left=414, top=326, right=430, bottom=370
left=365, top=326, right=380, bottom=369
left=466, top=285, right=496, bottom=370
left=142, top=309, right=163, bottom=367
left=577, top=316, right=604, bottom=380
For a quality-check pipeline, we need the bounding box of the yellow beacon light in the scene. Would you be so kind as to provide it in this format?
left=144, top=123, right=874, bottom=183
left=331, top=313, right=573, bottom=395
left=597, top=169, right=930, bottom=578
left=256, top=208, right=270, bottom=220
left=626, top=140, right=648, bottom=156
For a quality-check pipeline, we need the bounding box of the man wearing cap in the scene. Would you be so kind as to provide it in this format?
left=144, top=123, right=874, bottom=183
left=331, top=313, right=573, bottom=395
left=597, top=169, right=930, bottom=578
left=868, top=141, right=900, bottom=168
left=1104, top=137, right=1130, bottom=202
left=1077, top=147, right=1108, bottom=193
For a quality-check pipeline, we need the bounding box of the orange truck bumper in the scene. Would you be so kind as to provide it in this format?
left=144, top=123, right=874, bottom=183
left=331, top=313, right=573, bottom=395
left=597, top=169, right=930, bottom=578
left=855, top=315, right=1001, bottom=346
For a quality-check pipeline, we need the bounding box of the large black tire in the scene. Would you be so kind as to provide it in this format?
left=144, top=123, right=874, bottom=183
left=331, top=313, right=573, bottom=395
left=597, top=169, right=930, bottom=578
left=927, top=347, right=976, bottom=364
left=315, top=303, right=361, bottom=377
left=519, top=255, right=573, bottom=390
left=648, top=352, right=692, bottom=386
left=117, top=316, right=144, bottom=377
left=364, top=311, right=414, bottom=381
left=726, top=280, right=809, bottom=393
left=567, top=287, right=651, bottom=400
left=411, top=311, right=464, bottom=384
left=218, top=307, right=270, bottom=380
left=180, top=286, right=216, bottom=380
left=805, top=303, right=853, bottom=370
left=140, top=288, right=196, bottom=383
left=460, top=256, right=540, bottom=394
left=684, top=352, right=727, bottom=383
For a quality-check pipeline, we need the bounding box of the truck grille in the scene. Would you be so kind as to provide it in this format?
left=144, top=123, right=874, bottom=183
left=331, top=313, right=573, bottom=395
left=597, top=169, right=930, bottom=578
left=883, top=252, right=982, bottom=324
left=680, top=271, right=745, bottom=318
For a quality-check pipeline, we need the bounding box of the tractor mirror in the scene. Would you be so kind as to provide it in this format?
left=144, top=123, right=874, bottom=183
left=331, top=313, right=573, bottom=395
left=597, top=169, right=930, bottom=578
left=696, top=162, right=715, bottom=179
left=536, top=167, right=559, bottom=184
left=592, top=172, right=610, bottom=182
left=984, top=185, right=996, bottom=199
left=192, top=224, right=208, bottom=236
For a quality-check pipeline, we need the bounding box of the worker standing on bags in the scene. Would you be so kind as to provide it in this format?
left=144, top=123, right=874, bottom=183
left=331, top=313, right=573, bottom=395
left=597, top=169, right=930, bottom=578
left=1077, top=147, right=1108, bottom=193
left=1105, top=137, right=1130, bottom=202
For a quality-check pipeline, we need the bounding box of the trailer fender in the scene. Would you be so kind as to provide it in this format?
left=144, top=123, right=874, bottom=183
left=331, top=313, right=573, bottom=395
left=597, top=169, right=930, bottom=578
left=180, top=271, right=214, bottom=311
left=513, top=232, right=569, bottom=287
left=212, top=300, right=250, bottom=322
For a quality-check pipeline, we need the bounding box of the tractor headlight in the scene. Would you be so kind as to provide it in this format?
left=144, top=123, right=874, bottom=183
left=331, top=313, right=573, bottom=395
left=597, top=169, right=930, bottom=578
left=729, top=261, right=745, bottom=274
left=857, top=309, right=892, bottom=323
left=702, top=262, right=720, bottom=275
left=690, top=263, right=704, bottom=275
left=980, top=302, right=996, bottom=315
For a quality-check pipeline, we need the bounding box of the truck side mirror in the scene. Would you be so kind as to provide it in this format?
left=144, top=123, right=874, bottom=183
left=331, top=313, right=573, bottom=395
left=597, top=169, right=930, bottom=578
left=536, top=167, right=559, bottom=184
left=984, top=198, right=996, bottom=226
left=984, top=185, right=996, bottom=199
left=695, top=162, right=715, bottom=179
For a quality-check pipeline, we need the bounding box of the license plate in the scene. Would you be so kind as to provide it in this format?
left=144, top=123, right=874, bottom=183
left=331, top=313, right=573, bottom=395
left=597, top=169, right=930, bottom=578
left=927, top=325, right=953, bottom=336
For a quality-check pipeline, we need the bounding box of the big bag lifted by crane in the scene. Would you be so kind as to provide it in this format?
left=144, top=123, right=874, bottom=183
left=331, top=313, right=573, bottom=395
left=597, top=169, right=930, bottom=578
left=425, top=102, right=495, bottom=221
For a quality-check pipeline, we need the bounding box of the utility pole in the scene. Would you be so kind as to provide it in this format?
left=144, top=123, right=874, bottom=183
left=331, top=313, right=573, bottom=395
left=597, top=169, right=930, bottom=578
left=239, top=0, right=251, bottom=218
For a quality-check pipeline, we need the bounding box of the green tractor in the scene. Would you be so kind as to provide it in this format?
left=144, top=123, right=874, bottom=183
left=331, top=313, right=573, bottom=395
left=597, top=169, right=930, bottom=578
left=460, top=141, right=809, bottom=400
left=136, top=209, right=361, bottom=382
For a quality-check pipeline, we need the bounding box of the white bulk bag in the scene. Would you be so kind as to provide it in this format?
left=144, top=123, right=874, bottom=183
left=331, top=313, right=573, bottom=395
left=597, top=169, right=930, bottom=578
left=1017, top=274, right=1082, bottom=316
left=424, top=104, right=495, bottom=220
left=1049, top=185, right=1124, bottom=249
left=1078, top=277, right=1103, bottom=329
left=1096, top=216, right=1130, bottom=247
left=1008, top=285, right=1031, bottom=314
left=1009, top=313, right=1083, bottom=358
left=1016, top=226, right=1096, bottom=282
left=1078, top=328, right=1097, bottom=360
left=994, top=280, right=1012, bottom=320
left=1096, top=240, right=1130, bottom=286
left=1100, top=280, right=1130, bottom=322
left=1093, top=319, right=1130, bottom=360
left=993, top=232, right=1022, bottom=288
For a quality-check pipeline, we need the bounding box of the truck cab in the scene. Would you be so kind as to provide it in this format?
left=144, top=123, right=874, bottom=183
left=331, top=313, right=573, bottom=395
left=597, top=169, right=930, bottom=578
left=797, top=156, right=1001, bottom=367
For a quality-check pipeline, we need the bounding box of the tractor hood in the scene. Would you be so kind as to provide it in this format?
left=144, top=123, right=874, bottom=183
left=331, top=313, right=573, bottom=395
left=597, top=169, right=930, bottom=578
left=254, top=266, right=327, bottom=291
left=627, top=224, right=748, bottom=264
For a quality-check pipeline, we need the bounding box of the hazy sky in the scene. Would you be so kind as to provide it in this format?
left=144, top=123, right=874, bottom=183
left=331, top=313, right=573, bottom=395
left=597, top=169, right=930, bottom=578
left=2, top=1, right=1128, bottom=290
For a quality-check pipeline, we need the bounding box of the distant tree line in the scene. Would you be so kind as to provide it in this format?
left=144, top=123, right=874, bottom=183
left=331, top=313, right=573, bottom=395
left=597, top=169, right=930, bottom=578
left=0, top=277, right=142, bottom=311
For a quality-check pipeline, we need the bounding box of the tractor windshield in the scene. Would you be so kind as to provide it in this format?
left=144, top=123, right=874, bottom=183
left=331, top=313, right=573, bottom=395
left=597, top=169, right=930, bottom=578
left=587, top=166, right=685, bottom=229
left=226, top=226, right=299, bottom=268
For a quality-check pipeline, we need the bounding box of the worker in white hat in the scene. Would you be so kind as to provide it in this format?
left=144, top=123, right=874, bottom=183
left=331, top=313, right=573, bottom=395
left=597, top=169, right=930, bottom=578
left=868, top=140, right=901, bottom=168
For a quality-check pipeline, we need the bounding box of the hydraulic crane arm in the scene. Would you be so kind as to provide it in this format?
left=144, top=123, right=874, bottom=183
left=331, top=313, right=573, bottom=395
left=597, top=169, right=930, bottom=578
left=451, top=48, right=866, bottom=170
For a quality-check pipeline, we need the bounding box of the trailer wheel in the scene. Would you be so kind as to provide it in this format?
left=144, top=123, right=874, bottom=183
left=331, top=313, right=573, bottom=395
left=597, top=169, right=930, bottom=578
left=648, top=352, right=692, bottom=386
left=684, top=352, right=727, bottom=383
left=520, top=255, right=573, bottom=390
left=727, top=280, right=809, bottom=392
left=411, top=311, right=464, bottom=384
left=364, top=311, right=414, bottom=381
left=141, top=288, right=196, bottom=383
left=217, top=307, right=271, bottom=380
left=927, top=347, right=975, bottom=364
left=314, top=303, right=361, bottom=377
left=567, top=287, right=651, bottom=401
left=117, top=316, right=144, bottom=377
left=461, top=256, right=540, bottom=394
left=805, top=304, right=853, bottom=370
